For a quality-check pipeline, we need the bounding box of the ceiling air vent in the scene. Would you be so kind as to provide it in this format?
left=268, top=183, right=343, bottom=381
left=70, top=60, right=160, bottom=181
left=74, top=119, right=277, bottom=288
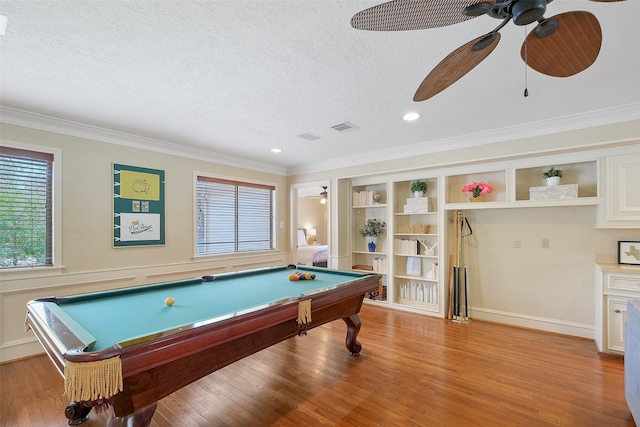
left=331, top=122, right=359, bottom=133
left=297, top=133, right=321, bottom=141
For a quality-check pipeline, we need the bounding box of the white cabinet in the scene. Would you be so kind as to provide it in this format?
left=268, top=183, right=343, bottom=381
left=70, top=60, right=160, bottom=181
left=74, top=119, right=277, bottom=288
left=595, top=263, right=640, bottom=354
left=598, top=153, right=640, bottom=228
left=607, top=298, right=628, bottom=353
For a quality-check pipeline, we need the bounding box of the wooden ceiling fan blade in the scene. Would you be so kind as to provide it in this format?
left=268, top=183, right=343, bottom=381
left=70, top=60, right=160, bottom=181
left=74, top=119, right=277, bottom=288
left=350, top=0, right=496, bottom=31
left=414, top=33, right=500, bottom=101
left=521, top=11, right=602, bottom=77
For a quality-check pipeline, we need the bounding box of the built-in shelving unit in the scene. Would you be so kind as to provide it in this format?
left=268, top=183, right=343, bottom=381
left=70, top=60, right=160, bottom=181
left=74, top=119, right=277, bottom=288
left=340, top=147, right=638, bottom=331
left=351, top=182, right=388, bottom=303
left=393, top=178, right=440, bottom=312
left=445, top=170, right=508, bottom=208
left=443, top=159, right=600, bottom=210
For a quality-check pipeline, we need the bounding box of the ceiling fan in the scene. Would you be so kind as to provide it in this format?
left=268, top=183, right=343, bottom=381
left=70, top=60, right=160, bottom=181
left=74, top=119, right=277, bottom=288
left=303, top=186, right=329, bottom=204
left=351, top=0, right=622, bottom=101
left=319, top=186, right=328, bottom=204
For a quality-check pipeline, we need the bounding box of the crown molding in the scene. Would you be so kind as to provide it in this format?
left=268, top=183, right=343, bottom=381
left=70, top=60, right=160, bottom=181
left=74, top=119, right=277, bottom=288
left=0, top=107, right=288, bottom=176
left=288, top=103, right=640, bottom=175
left=2, top=104, right=638, bottom=177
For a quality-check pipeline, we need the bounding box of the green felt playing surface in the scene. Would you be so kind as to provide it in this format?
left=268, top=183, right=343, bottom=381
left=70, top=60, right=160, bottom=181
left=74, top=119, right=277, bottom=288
left=55, top=266, right=366, bottom=351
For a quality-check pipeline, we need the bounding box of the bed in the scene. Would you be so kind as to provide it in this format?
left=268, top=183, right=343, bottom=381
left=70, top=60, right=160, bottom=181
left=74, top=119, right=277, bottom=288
left=297, top=229, right=328, bottom=267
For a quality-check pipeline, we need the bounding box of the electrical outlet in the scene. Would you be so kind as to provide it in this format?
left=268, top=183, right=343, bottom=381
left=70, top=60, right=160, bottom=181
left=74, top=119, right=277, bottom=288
left=542, top=238, right=549, bottom=248
left=513, top=239, right=521, bottom=248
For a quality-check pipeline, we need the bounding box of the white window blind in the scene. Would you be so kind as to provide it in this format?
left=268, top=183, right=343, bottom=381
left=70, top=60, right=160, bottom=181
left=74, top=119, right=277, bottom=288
left=0, top=146, right=53, bottom=268
left=197, top=176, right=275, bottom=254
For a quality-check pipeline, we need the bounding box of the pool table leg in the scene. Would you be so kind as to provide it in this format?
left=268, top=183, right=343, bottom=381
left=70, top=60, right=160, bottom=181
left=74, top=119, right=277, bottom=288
left=106, top=402, right=157, bottom=427
left=343, top=314, right=362, bottom=356
left=65, top=401, right=91, bottom=425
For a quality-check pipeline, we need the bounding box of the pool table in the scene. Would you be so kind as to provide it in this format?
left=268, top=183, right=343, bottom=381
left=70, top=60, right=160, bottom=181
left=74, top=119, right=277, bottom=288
left=25, top=265, right=381, bottom=426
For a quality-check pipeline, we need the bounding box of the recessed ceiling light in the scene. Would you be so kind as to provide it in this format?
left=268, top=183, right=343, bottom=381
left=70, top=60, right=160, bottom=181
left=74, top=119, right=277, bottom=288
left=403, top=112, right=421, bottom=121
left=270, top=148, right=282, bottom=153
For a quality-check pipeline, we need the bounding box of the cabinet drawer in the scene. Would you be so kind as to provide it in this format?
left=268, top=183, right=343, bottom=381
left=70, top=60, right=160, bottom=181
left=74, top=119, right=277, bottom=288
left=607, top=275, right=640, bottom=292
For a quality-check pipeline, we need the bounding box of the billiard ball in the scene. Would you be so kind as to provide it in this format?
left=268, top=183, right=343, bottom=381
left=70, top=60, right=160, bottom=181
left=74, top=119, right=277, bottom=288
left=165, top=297, right=175, bottom=306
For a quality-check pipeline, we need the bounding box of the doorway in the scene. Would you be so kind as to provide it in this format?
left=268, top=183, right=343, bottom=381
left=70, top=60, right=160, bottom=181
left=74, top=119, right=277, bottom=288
left=293, top=182, right=329, bottom=267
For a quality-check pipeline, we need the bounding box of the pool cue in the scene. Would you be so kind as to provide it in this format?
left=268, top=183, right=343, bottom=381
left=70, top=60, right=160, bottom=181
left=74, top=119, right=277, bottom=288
left=447, top=254, right=454, bottom=320
left=449, top=211, right=461, bottom=320
left=460, top=215, right=473, bottom=322
left=454, top=211, right=463, bottom=321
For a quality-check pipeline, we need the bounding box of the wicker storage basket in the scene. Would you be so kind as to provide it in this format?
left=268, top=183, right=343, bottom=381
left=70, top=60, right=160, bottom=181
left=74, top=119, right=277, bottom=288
left=406, top=224, right=431, bottom=234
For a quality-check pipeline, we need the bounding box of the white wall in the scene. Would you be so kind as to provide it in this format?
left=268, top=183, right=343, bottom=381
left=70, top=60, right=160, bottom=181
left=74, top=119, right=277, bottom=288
left=465, top=206, right=640, bottom=335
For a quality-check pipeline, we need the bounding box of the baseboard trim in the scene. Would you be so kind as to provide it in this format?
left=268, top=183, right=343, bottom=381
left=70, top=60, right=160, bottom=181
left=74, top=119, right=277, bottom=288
left=471, top=307, right=595, bottom=339
left=0, top=338, right=44, bottom=364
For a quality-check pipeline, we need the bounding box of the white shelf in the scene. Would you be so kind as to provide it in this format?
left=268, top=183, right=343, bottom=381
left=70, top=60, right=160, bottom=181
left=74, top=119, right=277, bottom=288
left=396, top=299, right=439, bottom=311
left=395, top=254, right=438, bottom=259
left=353, top=269, right=386, bottom=275
left=443, top=159, right=600, bottom=209
left=395, top=212, right=436, bottom=216
left=352, top=251, right=387, bottom=255
left=395, top=274, right=437, bottom=282
left=354, top=203, right=387, bottom=208
left=395, top=233, right=437, bottom=237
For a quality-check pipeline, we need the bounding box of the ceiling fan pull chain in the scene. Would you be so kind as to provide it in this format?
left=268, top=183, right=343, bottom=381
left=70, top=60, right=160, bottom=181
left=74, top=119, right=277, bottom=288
left=523, top=26, right=529, bottom=97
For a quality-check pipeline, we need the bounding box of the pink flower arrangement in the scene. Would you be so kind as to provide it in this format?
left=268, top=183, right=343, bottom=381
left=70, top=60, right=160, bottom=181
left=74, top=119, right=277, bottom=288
left=461, top=181, right=493, bottom=198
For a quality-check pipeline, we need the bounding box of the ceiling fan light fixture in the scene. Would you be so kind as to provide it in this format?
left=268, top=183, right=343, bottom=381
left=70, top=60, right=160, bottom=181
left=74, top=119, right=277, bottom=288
left=319, top=186, right=328, bottom=204
left=512, top=0, right=547, bottom=26
left=463, top=3, right=493, bottom=17
left=473, top=33, right=498, bottom=51
left=535, top=18, right=559, bottom=38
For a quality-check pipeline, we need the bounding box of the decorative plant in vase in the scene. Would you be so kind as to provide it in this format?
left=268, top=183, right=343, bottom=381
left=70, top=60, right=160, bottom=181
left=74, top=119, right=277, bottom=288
left=360, top=218, right=386, bottom=252
left=461, top=181, right=493, bottom=202
left=542, top=167, right=562, bottom=186
left=410, top=180, right=427, bottom=198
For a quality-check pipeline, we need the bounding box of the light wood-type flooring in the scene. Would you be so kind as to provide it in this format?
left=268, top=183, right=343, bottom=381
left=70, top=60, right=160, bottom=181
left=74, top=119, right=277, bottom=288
left=1, top=304, right=635, bottom=426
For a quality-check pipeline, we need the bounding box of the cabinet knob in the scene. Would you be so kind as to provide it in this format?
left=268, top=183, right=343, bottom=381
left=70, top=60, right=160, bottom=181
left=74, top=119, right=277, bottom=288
left=614, top=309, right=621, bottom=314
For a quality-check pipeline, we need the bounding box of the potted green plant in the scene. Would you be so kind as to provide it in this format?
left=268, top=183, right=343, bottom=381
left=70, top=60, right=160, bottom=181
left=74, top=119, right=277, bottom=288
left=410, top=180, right=427, bottom=197
left=360, top=218, right=386, bottom=252
left=542, top=167, right=563, bottom=186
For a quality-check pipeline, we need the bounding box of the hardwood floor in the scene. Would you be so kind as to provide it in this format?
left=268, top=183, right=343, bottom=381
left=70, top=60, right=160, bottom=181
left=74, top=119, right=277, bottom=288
left=1, top=304, right=635, bottom=426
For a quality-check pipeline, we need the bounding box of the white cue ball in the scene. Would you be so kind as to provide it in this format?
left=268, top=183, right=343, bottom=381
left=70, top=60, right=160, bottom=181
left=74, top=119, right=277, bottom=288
left=165, top=297, right=175, bottom=306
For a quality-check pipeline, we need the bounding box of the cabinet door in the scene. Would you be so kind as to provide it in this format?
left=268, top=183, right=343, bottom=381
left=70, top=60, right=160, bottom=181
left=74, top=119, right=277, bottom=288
left=607, top=155, right=640, bottom=222
left=608, top=298, right=629, bottom=353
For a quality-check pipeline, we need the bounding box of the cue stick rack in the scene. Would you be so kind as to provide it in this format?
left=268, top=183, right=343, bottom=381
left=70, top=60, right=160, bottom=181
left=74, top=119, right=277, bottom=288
left=448, top=210, right=472, bottom=323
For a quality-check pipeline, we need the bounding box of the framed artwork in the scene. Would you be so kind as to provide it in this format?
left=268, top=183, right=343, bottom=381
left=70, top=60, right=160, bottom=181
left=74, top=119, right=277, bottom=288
left=618, top=241, right=640, bottom=265
left=406, top=256, right=421, bottom=276
left=113, top=164, right=165, bottom=247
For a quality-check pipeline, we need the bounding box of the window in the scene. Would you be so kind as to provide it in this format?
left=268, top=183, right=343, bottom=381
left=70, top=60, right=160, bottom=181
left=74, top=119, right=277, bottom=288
left=0, top=146, right=53, bottom=268
left=197, top=176, right=275, bottom=255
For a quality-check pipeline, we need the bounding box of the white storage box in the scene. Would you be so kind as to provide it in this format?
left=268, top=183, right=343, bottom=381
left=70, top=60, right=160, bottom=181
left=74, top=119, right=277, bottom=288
left=529, top=184, right=578, bottom=200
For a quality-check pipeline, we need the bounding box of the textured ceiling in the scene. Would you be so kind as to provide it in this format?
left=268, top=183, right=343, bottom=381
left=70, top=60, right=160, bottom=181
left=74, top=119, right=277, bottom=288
left=1, top=0, right=639, bottom=175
